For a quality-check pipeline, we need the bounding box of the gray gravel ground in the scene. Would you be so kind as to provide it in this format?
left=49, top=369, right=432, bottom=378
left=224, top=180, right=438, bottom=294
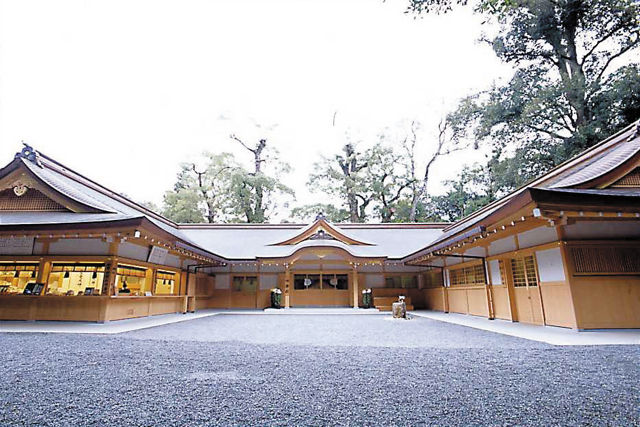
left=1, top=314, right=639, bottom=426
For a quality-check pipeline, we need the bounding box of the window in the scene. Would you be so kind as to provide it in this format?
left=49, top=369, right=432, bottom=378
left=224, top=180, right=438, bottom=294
left=0, top=263, right=39, bottom=294
left=423, top=270, right=444, bottom=288
left=116, top=264, right=148, bottom=296
left=293, top=273, right=348, bottom=290
left=232, top=276, right=257, bottom=292
left=47, top=263, right=105, bottom=295
left=571, top=246, right=640, bottom=274
left=385, top=275, right=418, bottom=289
left=510, top=255, right=538, bottom=287
left=449, top=264, right=486, bottom=286
left=323, top=274, right=348, bottom=290
left=155, top=270, right=178, bottom=295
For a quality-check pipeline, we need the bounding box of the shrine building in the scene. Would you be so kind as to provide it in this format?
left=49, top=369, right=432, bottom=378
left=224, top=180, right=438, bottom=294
left=1, top=121, right=639, bottom=329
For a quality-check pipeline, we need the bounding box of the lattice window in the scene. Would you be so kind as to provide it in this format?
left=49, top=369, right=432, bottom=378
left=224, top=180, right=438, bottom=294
left=610, top=168, right=640, bottom=188
left=510, top=255, right=538, bottom=287
left=571, top=246, right=640, bottom=274
left=449, top=263, right=486, bottom=286
left=0, top=188, right=67, bottom=211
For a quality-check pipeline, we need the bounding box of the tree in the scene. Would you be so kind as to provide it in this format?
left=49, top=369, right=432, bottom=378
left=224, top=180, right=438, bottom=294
left=162, top=152, right=237, bottom=223
left=308, top=141, right=371, bottom=222
left=228, top=134, right=294, bottom=223
left=429, top=165, right=494, bottom=222
left=403, top=119, right=468, bottom=221
left=289, top=203, right=351, bottom=223
left=365, top=140, right=414, bottom=222
left=410, top=0, right=640, bottom=192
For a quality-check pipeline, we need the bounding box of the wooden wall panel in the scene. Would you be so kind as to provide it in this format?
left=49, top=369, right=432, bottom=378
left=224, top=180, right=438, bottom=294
left=540, top=281, right=576, bottom=328
left=491, top=286, right=511, bottom=320
left=291, top=289, right=349, bottom=307
left=467, top=288, right=489, bottom=317
left=423, top=288, right=445, bottom=311
left=447, top=288, right=469, bottom=314
left=570, top=276, right=640, bottom=329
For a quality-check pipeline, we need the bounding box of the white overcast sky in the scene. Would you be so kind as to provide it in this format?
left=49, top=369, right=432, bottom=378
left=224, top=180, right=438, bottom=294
left=0, top=0, right=512, bottom=219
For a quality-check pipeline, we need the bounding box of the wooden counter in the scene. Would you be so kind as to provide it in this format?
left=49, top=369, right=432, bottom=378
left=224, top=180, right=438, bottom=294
left=0, top=295, right=187, bottom=322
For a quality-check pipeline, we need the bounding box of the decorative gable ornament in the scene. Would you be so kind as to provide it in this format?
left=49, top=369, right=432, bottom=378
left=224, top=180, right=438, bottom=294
left=12, top=183, right=29, bottom=197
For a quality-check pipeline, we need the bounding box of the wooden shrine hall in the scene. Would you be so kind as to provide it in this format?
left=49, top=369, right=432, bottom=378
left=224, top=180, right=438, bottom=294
left=1, top=121, right=640, bottom=329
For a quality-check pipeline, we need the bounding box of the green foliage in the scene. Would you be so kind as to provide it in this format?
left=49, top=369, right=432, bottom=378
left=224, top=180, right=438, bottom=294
left=306, top=136, right=415, bottom=223
left=162, top=188, right=206, bottom=223
left=428, top=165, right=495, bottom=222
left=161, top=149, right=294, bottom=224
left=308, top=141, right=371, bottom=222
left=411, top=0, right=640, bottom=194
left=228, top=169, right=294, bottom=223
left=289, top=203, right=351, bottom=223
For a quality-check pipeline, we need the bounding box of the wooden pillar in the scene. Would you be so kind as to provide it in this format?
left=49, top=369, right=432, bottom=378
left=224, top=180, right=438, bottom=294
left=352, top=264, right=359, bottom=308
left=103, top=257, right=118, bottom=296
left=442, top=259, right=449, bottom=313
left=186, top=272, right=196, bottom=312
left=36, top=258, right=52, bottom=293
left=504, top=258, right=518, bottom=322
left=483, top=247, right=495, bottom=320
left=284, top=263, right=291, bottom=309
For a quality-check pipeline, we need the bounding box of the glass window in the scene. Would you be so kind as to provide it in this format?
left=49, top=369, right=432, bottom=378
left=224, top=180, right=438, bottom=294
left=385, top=275, right=418, bottom=289
left=321, top=274, right=348, bottom=290
left=115, top=264, right=148, bottom=296
left=511, top=256, right=538, bottom=287
left=0, top=263, right=39, bottom=294
left=155, top=270, right=178, bottom=295
left=47, top=263, right=105, bottom=296
left=294, top=274, right=321, bottom=290
left=449, top=264, right=486, bottom=287
left=232, top=276, right=257, bottom=292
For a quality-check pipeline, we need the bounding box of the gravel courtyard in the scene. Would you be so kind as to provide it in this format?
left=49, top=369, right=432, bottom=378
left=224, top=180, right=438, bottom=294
left=1, top=314, right=638, bottom=426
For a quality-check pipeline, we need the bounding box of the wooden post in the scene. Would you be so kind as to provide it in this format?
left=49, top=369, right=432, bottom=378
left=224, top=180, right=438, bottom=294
left=36, top=259, right=52, bottom=293
left=352, top=264, right=359, bottom=308
left=483, top=247, right=495, bottom=320
left=504, top=258, right=518, bottom=322
left=442, top=259, right=449, bottom=313
left=284, top=263, right=291, bottom=309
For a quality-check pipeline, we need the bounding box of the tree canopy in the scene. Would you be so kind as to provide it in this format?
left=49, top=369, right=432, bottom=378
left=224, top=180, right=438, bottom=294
left=411, top=0, right=640, bottom=192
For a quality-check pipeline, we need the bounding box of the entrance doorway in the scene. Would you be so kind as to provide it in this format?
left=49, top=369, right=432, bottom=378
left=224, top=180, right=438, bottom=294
left=290, top=272, right=350, bottom=307
left=510, top=256, right=544, bottom=325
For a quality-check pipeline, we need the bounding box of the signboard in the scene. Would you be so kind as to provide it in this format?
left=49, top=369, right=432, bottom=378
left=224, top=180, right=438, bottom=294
left=0, top=237, right=34, bottom=255
left=147, top=246, right=169, bottom=265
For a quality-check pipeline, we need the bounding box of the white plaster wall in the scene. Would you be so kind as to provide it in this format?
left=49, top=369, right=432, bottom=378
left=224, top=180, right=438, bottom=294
left=216, top=274, right=230, bottom=289
left=488, top=260, right=502, bottom=285
left=232, top=263, right=260, bottom=272
left=164, top=254, right=181, bottom=268
left=535, top=247, right=566, bottom=282
left=488, top=236, right=517, bottom=256
left=443, top=269, right=450, bottom=287
left=260, top=274, right=277, bottom=289
left=517, top=226, right=558, bottom=249
left=0, top=237, right=35, bottom=255
left=322, top=264, right=353, bottom=270
left=564, top=221, right=640, bottom=240
left=464, top=246, right=486, bottom=257
left=48, top=238, right=110, bottom=255
left=365, top=274, right=385, bottom=288
left=260, top=264, right=284, bottom=273
left=444, top=257, right=462, bottom=266
left=118, top=242, right=149, bottom=262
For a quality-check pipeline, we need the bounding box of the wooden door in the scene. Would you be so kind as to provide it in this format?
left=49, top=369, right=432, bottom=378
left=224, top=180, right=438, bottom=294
left=510, top=256, right=544, bottom=325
